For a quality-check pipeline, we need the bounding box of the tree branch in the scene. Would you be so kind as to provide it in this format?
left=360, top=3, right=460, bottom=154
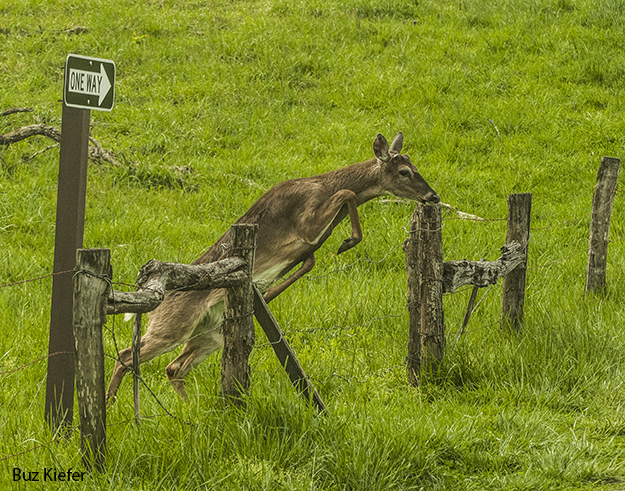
left=0, top=122, right=121, bottom=166
left=0, top=123, right=61, bottom=144
left=1, top=107, right=34, bottom=117
left=442, top=241, right=525, bottom=294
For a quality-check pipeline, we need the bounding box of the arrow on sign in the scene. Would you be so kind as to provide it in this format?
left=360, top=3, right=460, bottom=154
left=67, top=63, right=112, bottom=107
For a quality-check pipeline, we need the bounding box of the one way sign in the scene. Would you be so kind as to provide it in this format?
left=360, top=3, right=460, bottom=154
left=63, top=54, right=115, bottom=111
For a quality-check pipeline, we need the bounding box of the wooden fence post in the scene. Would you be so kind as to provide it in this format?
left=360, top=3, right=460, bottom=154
left=221, top=224, right=257, bottom=406
left=132, top=314, right=142, bottom=424
left=73, top=248, right=110, bottom=471
left=405, top=203, right=445, bottom=386
left=501, top=193, right=532, bottom=331
left=404, top=221, right=422, bottom=387
left=252, top=286, right=327, bottom=413
left=586, top=156, right=621, bottom=294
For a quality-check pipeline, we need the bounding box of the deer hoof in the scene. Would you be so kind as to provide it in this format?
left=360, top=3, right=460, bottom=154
left=337, top=238, right=354, bottom=255
left=105, top=393, right=117, bottom=408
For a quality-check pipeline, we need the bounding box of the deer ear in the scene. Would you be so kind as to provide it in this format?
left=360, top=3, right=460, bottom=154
left=390, top=132, right=404, bottom=154
left=373, top=133, right=390, bottom=163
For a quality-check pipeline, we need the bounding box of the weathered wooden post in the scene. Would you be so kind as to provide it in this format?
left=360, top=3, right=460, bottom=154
left=501, top=193, right=532, bottom=331
left=73, top=248, right=110, bottom=471
left=132, top=314, right=142, bottom=424
left=405, top=203, right=445, bottom=386
left=404, top=220, right=422, bottom=387
left=586, top=156, right=621, bottom=294
left=221, top=224, right=258, bottom=406
left=252, top=285, right=327, bottom=413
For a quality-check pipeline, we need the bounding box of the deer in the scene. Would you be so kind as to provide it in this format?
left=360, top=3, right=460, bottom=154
left=106, top=132, right=439, bottom=402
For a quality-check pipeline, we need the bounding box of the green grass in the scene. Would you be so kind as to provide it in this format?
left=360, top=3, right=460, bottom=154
left=2, top=0, right=625, bottom=489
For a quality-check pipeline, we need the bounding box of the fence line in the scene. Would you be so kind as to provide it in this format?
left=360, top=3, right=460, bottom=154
left=313, top=363, right=406, bottom=386
left=532, top=189, right=619, bottom=231
left=0, top=351, right=73, bottom=376
left=0, top=186, right=618, bottom=293
left=253, top=304, right=411, bottom=349
left=102, top=317, right=192, bottom=426
left=1, top=191, right=615, bottom=380
left=0, top=158, right=621, bottom=465
left=0, top=269, right=72, bottom=289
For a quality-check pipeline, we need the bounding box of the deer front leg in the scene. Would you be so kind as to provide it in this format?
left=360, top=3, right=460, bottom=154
left=263, top=254, right=315, bottom=303
left=301, top=189, right=363, bottom=255
left=336, top=191, right=363, bottom=255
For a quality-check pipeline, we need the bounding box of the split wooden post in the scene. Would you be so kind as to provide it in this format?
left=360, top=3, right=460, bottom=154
left=586, top=156, right=621, bottom=294
left=404, top=223, right=422, bottom=387
left=501, top=193, right=532, bottom=331
left=221, top=224, right=258, bottom=406
left=252, top=285, right=327, bottom=413
left=132, top=314, right=142, bottom=424
left=73, top=248, right=110, bottom=471
left=405, top=203, right=445, bottom=386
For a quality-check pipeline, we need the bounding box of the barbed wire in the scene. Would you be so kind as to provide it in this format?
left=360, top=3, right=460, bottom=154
left=0, top=410, right=187, bottom=463
left=0, top=187, right=619, bottom=293
left=104, top=285, right=194, bottom=426
left=303, top=241, right=407, bottom=282
left=531, top=189, right=618, bottom=231
left=0, top=187, right=619, bottom=469
left=253, top=304, right=411, bottom=349
left=0, top=424, right=80, bottom=463
left=0, top=191, right=620, bottom=423
left=312, top=363, right=406, bottom=386
left=528, top=225, right=625, bottom=271
left=0, top=351, right=73, bottom=376
left=0, top=269, right=72, bottom=289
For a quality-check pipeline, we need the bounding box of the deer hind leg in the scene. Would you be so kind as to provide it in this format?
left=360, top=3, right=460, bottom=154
left=106, top=290, right=216, bottom=404
left=263, top=253, right=316, bottom=303
left=106, top=329, right=183, bottom=404
left=165, top=330, right=224, bottom=401
left=165, top=299, right=225, bottom=400
left=301, top=189, right=362, bottom=255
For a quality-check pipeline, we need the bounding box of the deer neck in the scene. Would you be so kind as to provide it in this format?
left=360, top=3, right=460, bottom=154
left=324, top=159, right=384, bottom=205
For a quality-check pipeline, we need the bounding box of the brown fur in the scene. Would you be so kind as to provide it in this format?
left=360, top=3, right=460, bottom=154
left=106, top=132, right=439, bottom=401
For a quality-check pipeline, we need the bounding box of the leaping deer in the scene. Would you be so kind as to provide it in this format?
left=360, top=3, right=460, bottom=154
left=106, top=132, right=439, bottom=402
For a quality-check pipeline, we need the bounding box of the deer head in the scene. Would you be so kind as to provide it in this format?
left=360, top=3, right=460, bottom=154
left=373, top=132, right=440, bottom=204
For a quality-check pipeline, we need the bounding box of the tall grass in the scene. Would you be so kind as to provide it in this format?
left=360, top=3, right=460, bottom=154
left=2, top=0, right=625, bottom=489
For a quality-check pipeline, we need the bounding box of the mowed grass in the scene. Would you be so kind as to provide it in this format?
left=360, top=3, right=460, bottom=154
left=2, top=0, right=625, bottom=489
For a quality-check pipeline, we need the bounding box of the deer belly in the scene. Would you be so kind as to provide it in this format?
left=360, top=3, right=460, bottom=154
left=310, top=209, right=341, bottom=245
left=254, top=261, right=291, bottom=291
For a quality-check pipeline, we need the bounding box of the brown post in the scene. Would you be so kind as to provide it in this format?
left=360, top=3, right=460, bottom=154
left=73, top=248, right=110, bottom=471
left=405, top=203, right=445, bottom=385
left=586, top=157, right=621, bottom=294
left=45, top=103, right=90, bottom=432
left=221, top=224, right=257, bottom=406
left=501, top=193, right=532, bottom=330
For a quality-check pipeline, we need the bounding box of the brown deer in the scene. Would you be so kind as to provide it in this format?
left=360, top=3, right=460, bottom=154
left=106, top=132, right=439, bottom=401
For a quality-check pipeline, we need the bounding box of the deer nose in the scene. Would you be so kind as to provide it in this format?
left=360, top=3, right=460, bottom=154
left=426, top=191, right=440, bottom=203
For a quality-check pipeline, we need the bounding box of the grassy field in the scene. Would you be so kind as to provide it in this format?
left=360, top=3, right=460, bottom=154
left=2, top=0, right=625, bottom=489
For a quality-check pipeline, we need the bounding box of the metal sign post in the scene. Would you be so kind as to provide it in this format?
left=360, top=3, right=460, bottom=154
left=45, top=54, right=115, bottom=433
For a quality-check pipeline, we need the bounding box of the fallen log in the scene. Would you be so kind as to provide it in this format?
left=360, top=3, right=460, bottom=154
left=442, top=241, right=525, bottom=294
left=106, top=257, right=247, bottom=315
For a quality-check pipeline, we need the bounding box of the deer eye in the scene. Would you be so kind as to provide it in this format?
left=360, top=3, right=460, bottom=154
left=398, top=168, right=412, bottom=178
